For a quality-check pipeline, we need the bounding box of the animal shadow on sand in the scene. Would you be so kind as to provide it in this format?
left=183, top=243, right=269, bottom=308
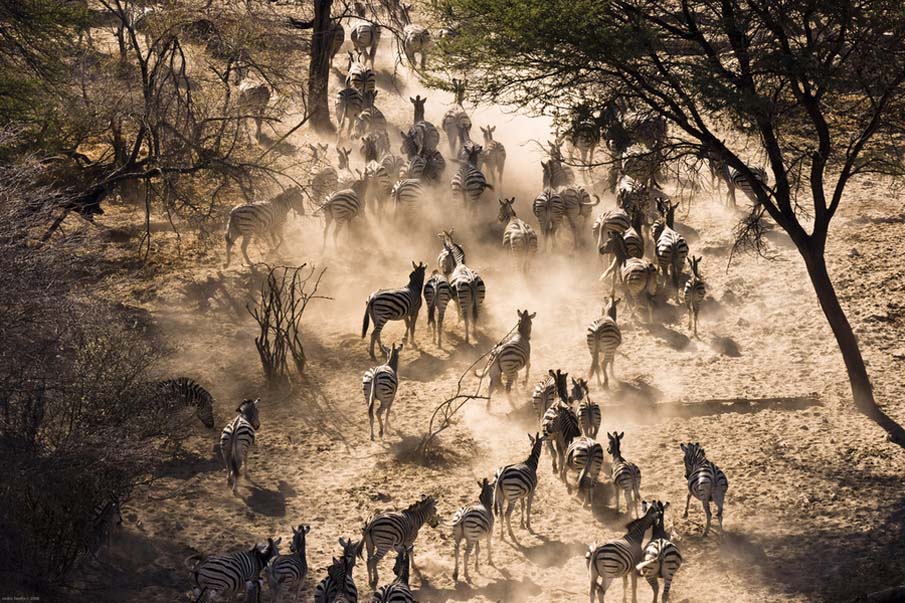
left=242, top=480, right=295, bottom=517
left=419, top=575, right=543, bottom=602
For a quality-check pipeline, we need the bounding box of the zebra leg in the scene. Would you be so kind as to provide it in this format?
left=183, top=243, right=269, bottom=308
left=462, top=540, right=472, bottom=581
left=655, top=575, right=666, bottom=603
left=377, top=405, right=386, bottom=437
left=623, top=574, right=629, bottom=603
left=452, top=537, right=461, bottom=581
left=369, top=322, right=383, bottom=360
left=368, top=395, right=376, bottom=441
left=437, top=307, right=445, bottom=348
left=505, top=500, right=516, bottom=540
left=240, top=235, right=253, bottom=266
left=321, top=216, right=332, bottom=251
left=401, top=316, right=410, bottom=344
left=683, top=491, right=692, bottom=518
left=713, top=490, right=726, bottom=535
left=615, top=485, right=621, bottom=514
left=523, top=358, right=530, bottom=387
left=473, top=540, right=480, bottom=575
left=487, top=531, right=493, bottom=566
left=599, top=576, right=612, bottom=603
left=224, top=235, right=234, bottom=268
left=588, top=565, right=599, bottom=603
left=526, top=491, right=535, bottom=532
left=702, top=498, right=713, bottom=536
left=630, top=570, right=638, bottom=603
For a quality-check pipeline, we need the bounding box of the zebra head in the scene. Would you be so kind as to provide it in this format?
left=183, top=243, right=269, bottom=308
left=605, top=296, right=620, bottom=322
left=635, top=500, right=662, bottom=532
left=516, top=309, right=536, bottom=338
left=680, top=442, right=706, bottom=478
left=338, top=536, right=359, bottom=568
left=552, top=369, right=569, bottom=403
left=410, top=94, right=427, bottom=122
left=688, top=256, right=703, bottom=280
left=380, top=342, right=403, bottom=371
left=275, top=186, right=306, bottom=217
left=477, top=478, right=494, bottom=509
left=391, top=544, right=413, bottom=585
left=541, top=161, right=552, bottom=189
left=497, top=197, right=516, bottom=222
left=451, top=78, right=466, bottom=106
left=359, top=134, right=379, bottom=162
left=409, top=261, right=427, bottom=290
left=237, top=399, right=261, bottom=430
left=337, top=146, right=352, bottom=169
left=255, top=537, right=281, bottom=565
left=481, top=125, right=496, bottom=142
left=409, top=494, right=440, bottom=528
left=606, top=431, right=625, bottom=460
left=291, top=524, right=310, bottom=554
left=400, top=129, right=418, bottom=158
left=197, top=393, right=215, bottom=429
left=570, top=377, right=589, bottom=404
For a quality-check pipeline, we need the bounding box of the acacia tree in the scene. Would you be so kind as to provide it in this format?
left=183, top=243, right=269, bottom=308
left=434, top=0, right=905, bottom=445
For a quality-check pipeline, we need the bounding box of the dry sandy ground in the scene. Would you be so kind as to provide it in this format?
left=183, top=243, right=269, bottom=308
left=69, top=22, right=905, bottom=603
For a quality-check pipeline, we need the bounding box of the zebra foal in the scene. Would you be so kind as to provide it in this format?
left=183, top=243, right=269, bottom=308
left=451, top=478, right=494, bottom=582
left=363, top=342, right=402, bottom=440
left=220, top=399, right=260, bottom=494
left=188, top=537, right=281, bottom=602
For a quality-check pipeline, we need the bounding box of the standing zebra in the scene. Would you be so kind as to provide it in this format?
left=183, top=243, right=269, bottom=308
left=372, top=545, right=415, bottom=603
left=587, top=297, right=622, bottom=388
left=565, top=436, right=605, bottom=507
left=652, top=200, right=689, bottom=303
left=533, top=189, right=565, bottom=252
left=480, top=125, right=506, bottom=188
left=683, top=256, right=706, bottom=337
left=594, top=206, right=632, bottom=276
left=727, top=165, right=768, bottom=208
left=498, top=197, right=538, bottom=273
left=362, top=262, right=426, bottom=359
left=224, top=188, right=306, bottom=268
left=681, top=442, right=728, bottom=536
left=220, top=399, right=260, bottom=494
left=451, top=478, right=494, bottom=582
left=188, top=537, right=281, bottom=603
left=441, top=78, right=470, bottom=156
left=447, top=249, right=485, bottom=345
left=320, top=175, right=368, bottom=251
left=451, top=144, right=492, bottom=214
left=400, top=4, right=431, bottom=70
left=607, top=431, right=642, bottom=517
left=572, top=378, right=600, bottom=439
left=314, top=553, right=357, bottom=603
left=267, top=525, right=310, bottom=603
left=493, top=433, right=542, bottom=541
left=363, top=342, right=402, bottom=440
left=478, top=309, right=534, bottom=408
left=358, top=495, right=440, bottom=589
left=637, top=501, right=682, bottom=603
left=606, top=232, right=657, bottom=323
left=541, top=400, right=581, bottom=479
left=350, top=22, right=380, bottom=66
left=423, top=270, right=452, bottom=348
left=531, top=368, right=569, bottom=420
left=436, top=230, right=465, bottom=277
left=155, top=377, right=215, bottom=428
left=586, top=502, right=660, bottom=603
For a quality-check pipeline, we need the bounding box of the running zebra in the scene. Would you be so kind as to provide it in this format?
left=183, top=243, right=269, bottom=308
left=569, top=116, right=600, bottom=169
left=436, top=230, right=465, bottom=277
left=156, top=377, right=215, bottom=428
left=314, top=553, right=356, bottom=603
left=400, top=4, right=430, bottom=70
left=637, top=501, right=683, bottom=603
left=498, top=197, right=538, bottom=272
left=653, top=200, right=689, bottom=303
left=441, top=78, right=470, bottom=155
left=727, top=165, right=768, bottom=208
left=350, top=22, right=380, bottom=66
left=423, top=271, right=452, bottom=348
left=267, top=525, right=310, bottom=603
left=493, top=433, right=541, bottom=541
left=683, top=256, right=706, bottom=337
left=391, top=178, right=423, bottom=221
left=408, top=95, right=440, bottom=153
left=358, top=495, right=440, bottom=589
left=541, top=400, right=580, bottom=479
left=565, top=436, right=605, bottom=508
left=224, top=188, right=306, bottom=268
left=236, top=78, right=271, bottom=140
left=572, top=378, right=600, bottom=439
left=592, top=207, right=631, bottom=264
left=586, top=502, right=660, bottom=603
left=587, top=297, right=622, bottom=388
left=363, top=342, right=402, bottom=440
left=451, top=478, right=494, bottom=582
left=188, top=538, right=281, bottom=603
left=448, top=251, right=485, bottom=345
left=220, top=399, right=260, bottom=494
left=478, top=309, right=534, bottom=407
left=451, top=144, right=492, bottom=214
left=533, top=189, right=564, bottom=252
left=362, top=262, right=425, bottom=359
left=607, top=431, right=642, bottom=517
left=480, top=125, right=506, bottom=188
left=622, top=207, right=645, bottom=260
left=531, top=368, right=569, bottom=420
left=345, top=51, right=376, bottom=93
left=337, top=147, right=356, bottom=188
left=681, top=442, right=728, bottom=536
left=372, top=545, right=415, bottom=603
left=620, top=142, right=659, bottom=189
left=559, top=185, right=600, bottom=249
left=320, top=176, right=368, bottom=251
left=542, top=141, right=575, bottom=188
left=606, top=232, right=657, bottom=323
left=310, top=143, right=339, bottom=206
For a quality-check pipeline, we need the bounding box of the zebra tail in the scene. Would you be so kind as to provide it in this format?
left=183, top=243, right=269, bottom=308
left=361, top=301, right=371, bottom=338
left=367, top=374, right=378, bottom=421
left=428, top=299, right=435, bottom=325
left=671, top=253, right=682, bottom=294
left=184, top=553, right=204, bottom=571
left=470, top=280, right=479, bottom=321
left=577, top=455, right=592, bottom=492
left=355, top=527, right=366, bottom=559
left=492, top=473, right=504, bottom=517
left=636, top=558, right=657, bottom=573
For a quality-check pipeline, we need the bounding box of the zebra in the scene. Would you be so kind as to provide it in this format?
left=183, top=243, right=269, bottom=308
left=568, top=377, right=600, bottom=439
left=622, top=206, right=645, bottom=260
left=350, top=22, right=380, bottom=66
left=606, top=232, right=657, bottom=323
left=531, top=368, right=569, bottom=420
left=85, top=494, right=124, bottom=560
left=541, top=400, right=581, bottom=479
left=681, top=442, right=729, bottom=536
left=391, top=178, right=423, bottom=221
left=559, top=185, right=600, bottom=249
left=451, top=144, right=492, bottom=214
left=683, top=256, right=706, bottom=337
left=188, top=537, right=281, bottom=603
left=267, top=524, right=310, bottom=603
left=155, top=377, right=215, bottom=428
left=542, top=141, right=576, bottom=188
left=310, top=148, right=340, bottom=206
left=480, top=125, right=506, bottom=188
left=587, top=297, right=622, bottom=388
left=346, top=52, right=377, bottom=94
left=358, top=495, right=440, bottom=589
left=607, top=431, right=642, bottom=517
left=362, top=262, right=426, bottom=359
left=320, top=175, right=368, bottom=251
left=423, top=271, right=452, bottom=348
left=592, top=207, right=631, bottom=272
left=477, top=309, right=534, bottom=408
left=236, top=78, right=271, bottom=140
left=372, top=545, right=415, bottom=603
left=637, top=501, right=683, bottom=603
left=448, top=251, right=485, bottom=345
left=451, top=478, right=494, bottom=582
left=354, top=91, right=389, bottom=147
left=652, top=200, right=689, bottom=303
left=727, top=165, right=768, bottom=208
left=220, top=399, right=260, bottom=494
left=586, top=501, right=660, bottom=603
left=224, top=188, right=306, bottom=268
left=360, top=135, right=393, bottom=216
left=400, top=3, right=431, bottom=70
left=565, top=436, right=605, bottom=508
left=408, top=95, right=440, bottom=152
left=314, top=552, right=357, bottom=603
left=493, top=433, right=542, bottom=541
left=337, top=147, right=356, bottom=189
left=498, top=197, right=538, bottom=272
left=569, top=116, right=601, bottom=169
left=620, top=142, right=660, bottom=190
left=533, top=189, right=564, bottom=252
left=336, top=85, right=364, bottom=140
left=244, top=577, right=264, bottom=603
left=328, top=21, right=345, bottom=60
left=441, top=78, right=471, bottom=155
left=363, top=342, right=402, bottom=440
left=436, top=230, right=465, bottom=278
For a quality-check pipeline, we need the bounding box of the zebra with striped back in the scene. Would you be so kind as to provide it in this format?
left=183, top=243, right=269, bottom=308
left=616, top=174, right=659, bottom=245
left=622, top=206, right=645, bottom=260
left=451, top=144, right=492, bottom=214
left=586, top=501, right=660, bottom=603
left=571, top=377, right=600, bottom=439
left=236, top=78, right=271, bottom=140
left=570, top=118, right=601, bottom=169
left=451, top=478, right=494, bottom=582
left=314, top=553, right=357, bottom=603
left=408, top=95, right=440, bottom=153
left=683, top=256, right=706, bottom=337
left=400, top=3, right=430, bottom=70
left=362, top=262, right=426, bottom=359
left=441, top=78, right=470, bottom=155
left=533, top=189, right=565, bottom=252
left=267, top=524, right=310, bottom=603
left=493, top=433, right=542, bottom=541
left=606, top=232, right=658, bottom=323
left=531, top=368, right=569, bottom=420
left=345, top=51, right=376, bottom=94
left=565, top=436, right=605, bottom=507
left=350, top=21, right=380, bottom=66
left=220, top=399, right=260, bottom=494
left=543, top=140, right=576, bottom=188
left=156, top=377, right=215, bottom=428
left=592, top=206, right=631, bottom=265
left=436, top=230, right=465, bottom=278
left=587, top=297, right=622, bottom=388
left=358, top=495, right=440, bottom=589
left=188, top=537, right=281, bottom=603
left=541, top=399, right=581, bottom=480
left=637, top=501, right=682, bottom=603
left=559, top=185, right=600, bottom=249
left=607, top=431, right=642, bottom=517
left=363, top=342, right=402, bottom=440
left=681, top=442, right=728, bottom=536
left=652, top=200, right=689, bottom=303
left=224, top=188, right=306, bottom=268
left=372, top=545, right=415, bottom=603
left=727, top=165, right=768, bottom=208
left=423, top=270, right=452, bottom=348
left=478, top=309, right=534, bottom=408
left=447, top=247, right=485, bottom=345
left=480, top=125, right=506, bottom=188
left=391, top=178, right=423, bottom=222
left=320, top=173, right=369, bottom=251
left=498, top=197, right=538, bottom=272
left=355, top=91, right=389, bottom=146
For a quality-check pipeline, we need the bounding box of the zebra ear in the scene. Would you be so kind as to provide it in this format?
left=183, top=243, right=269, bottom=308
left=680, top=443, right=687, bottom=452
left=529, top=312, right=536, bottom=319
left=662, top=502, right=670, bottom=512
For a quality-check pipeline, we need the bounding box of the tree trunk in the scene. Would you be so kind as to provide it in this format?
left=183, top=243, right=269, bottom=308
left=307, top=0, right=336, bottom=134
left=801, top=244, right=905, bottom=447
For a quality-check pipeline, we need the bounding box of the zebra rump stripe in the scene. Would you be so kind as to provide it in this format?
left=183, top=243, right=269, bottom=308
left=190, top=538, right=280, bottom=601
left=157, top=377, right=214, bottom=428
